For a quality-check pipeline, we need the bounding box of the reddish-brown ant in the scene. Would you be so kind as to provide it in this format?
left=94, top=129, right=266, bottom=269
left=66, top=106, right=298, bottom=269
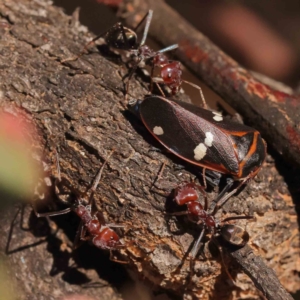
left=172, top=182, right=251, bottom=264
left=34, top=150, right=125, bottom=261
left=150, top=53, right=207, bottom=108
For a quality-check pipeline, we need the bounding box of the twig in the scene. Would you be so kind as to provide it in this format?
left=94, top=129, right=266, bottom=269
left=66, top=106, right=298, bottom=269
left=226, top=245, right=294, bottom=300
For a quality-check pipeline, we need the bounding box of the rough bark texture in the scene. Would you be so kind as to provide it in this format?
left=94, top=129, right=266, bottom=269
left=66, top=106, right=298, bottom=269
left=0, top=0, right=299, bottom=300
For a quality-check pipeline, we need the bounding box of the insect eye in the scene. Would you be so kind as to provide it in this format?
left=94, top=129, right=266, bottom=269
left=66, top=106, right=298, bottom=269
left=126, top=33, right=137, bottom=48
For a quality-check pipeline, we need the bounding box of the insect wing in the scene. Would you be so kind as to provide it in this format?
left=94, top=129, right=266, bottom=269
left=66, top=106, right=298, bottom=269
left=174, top=101, right=266, bottom=178
left=139, top=96, right=240, bottom=175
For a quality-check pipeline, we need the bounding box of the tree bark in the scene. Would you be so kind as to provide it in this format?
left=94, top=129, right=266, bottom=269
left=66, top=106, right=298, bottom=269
left=0, top=0, right=299, bottom=300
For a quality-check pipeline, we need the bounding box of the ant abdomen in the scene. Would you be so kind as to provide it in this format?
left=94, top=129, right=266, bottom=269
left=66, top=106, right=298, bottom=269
left=93, top=227, right=122, bottom=250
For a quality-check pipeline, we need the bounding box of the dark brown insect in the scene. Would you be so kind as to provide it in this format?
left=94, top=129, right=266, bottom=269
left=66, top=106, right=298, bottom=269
left=134, top=95, right=267, bottom=210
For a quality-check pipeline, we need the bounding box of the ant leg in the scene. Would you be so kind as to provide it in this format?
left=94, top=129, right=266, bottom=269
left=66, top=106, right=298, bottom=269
left=182, top=80, right=207, bottom=109
left=202, top=167, right=207, bottom=189
left=73, top=220, right=89, bottom=249
left=105, top=224, right=125, bottom=228
left=90, top=149, right=115, bottom=199
left=155, top=83, right=166, bottom=97
left=150, top=161, right=166, bottom=191
left=190, top=228, right=206, bottom=261
left=222, top=215, right=254, bottom=223
left=94, top=211, right=106, bottom=225
left=138, top=10, right=153, bottom=47
left=33, top=207, right=71, bottom=218
left=215, top=238, right=236, bottom=283
left=203, top=192, right=208, bottom=212
left=124, top=57, right=142, bottom=98
left=149, top=65, right=155, bottom=93
left=151, top=77, right=166, bottom=97
left=61, top=31, right=107, bottom=63
left=166, top=211, right=188, bottom=217
left=208, top=178, right=235, bottom=215
left=5, top=206, right=22, bottom=254
left=109, top=250, right=128, bottom=264
left=211, top=179, right=247, bottom=215
left=87, top=149, right=115, bottom=223
left=189, top=228, right=206, bottom=279
left=62, top=22, right=129, bottom=63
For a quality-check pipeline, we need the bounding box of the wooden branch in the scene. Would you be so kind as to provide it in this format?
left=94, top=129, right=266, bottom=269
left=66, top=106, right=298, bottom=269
left=119, top=0, right=300, bottom=170
left=226, top=245, right=294, bottom=300
left=0, top=0, right=299, bottom=299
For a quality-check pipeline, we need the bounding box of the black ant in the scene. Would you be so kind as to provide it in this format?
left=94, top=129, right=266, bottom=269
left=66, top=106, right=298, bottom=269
left=63, top=10, right=178, bottom=96
left=34, top=150, right=126, bottom=262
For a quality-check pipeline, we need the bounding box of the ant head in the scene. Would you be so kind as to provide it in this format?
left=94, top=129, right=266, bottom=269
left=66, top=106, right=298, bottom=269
left=73, top=204, right=92, bottom=224
left=106, top=25, right=137, bottom=50
left=220, top=224, right=249, bottom=247
left=160, top=61, right=182, bottom=83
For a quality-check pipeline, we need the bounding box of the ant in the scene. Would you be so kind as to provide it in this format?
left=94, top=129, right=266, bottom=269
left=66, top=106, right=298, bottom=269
left=150, top=54, right=208, bottom=108
left=34, top=150, right=125, bottom=262
left=171, top=182, right=252, bottom=275
left=63, top=10, right=178, bottom=96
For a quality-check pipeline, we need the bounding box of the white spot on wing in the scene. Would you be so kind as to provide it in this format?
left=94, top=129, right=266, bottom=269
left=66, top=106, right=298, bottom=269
left=153, top=126, right=164, bottom=135
left=213, top=115, right=223, bottom=121
left=212, top=111, right=223, bottom=122
left=194, top=143, right=207, bottom=161
left=204, top=132, right=214, bottom=147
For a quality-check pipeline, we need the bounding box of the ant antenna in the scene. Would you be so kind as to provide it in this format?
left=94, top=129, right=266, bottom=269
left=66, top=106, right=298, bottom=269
left=54, top=149, right=61, bottom=182
left=91, top=149, right=116, bottom=194
left=155, top=44, right=179, bottom=55
left=138, top=10, right=153, bottom=47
